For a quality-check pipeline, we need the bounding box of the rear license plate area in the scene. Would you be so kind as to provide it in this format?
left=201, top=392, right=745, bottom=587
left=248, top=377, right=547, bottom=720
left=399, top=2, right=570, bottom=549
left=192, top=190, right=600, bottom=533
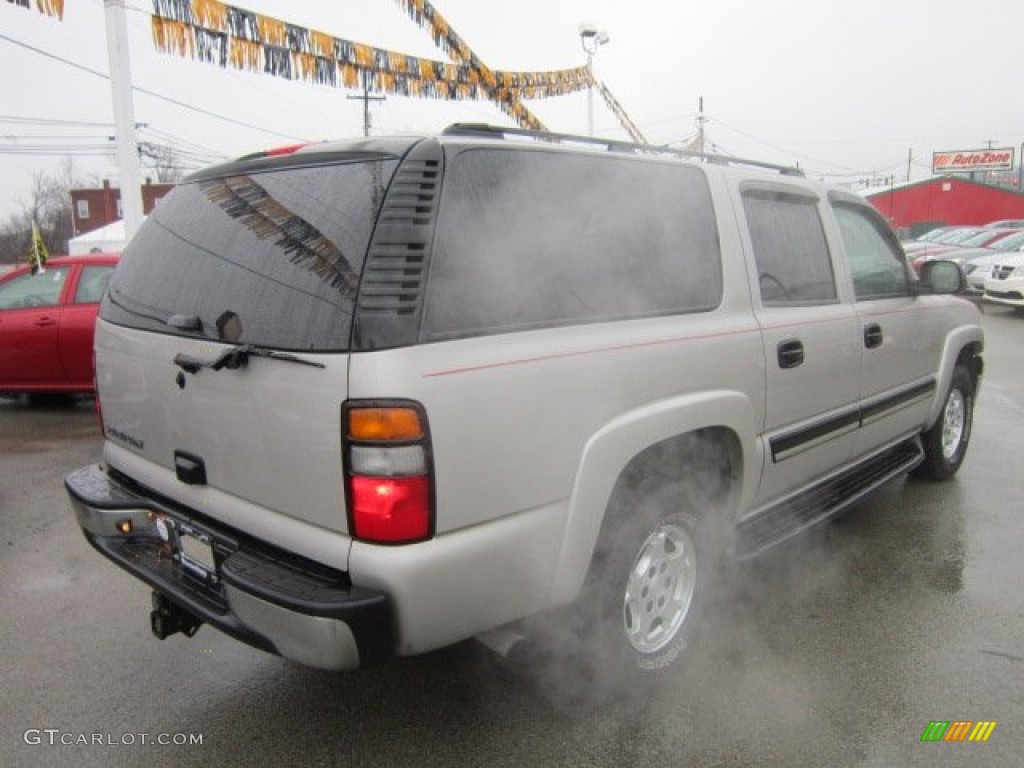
left=175, top=524, right=218, bottom=584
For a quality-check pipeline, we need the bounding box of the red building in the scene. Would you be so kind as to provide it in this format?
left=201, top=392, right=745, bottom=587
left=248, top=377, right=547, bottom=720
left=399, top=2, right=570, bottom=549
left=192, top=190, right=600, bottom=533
left=866, top=176, right=1024, bottom=238
left=70, top=179, right=174, bottom=237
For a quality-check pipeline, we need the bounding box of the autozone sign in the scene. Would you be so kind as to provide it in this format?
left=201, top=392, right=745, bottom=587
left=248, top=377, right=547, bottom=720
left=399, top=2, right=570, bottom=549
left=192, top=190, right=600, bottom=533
left=933, top=148, right=1015, bottom=173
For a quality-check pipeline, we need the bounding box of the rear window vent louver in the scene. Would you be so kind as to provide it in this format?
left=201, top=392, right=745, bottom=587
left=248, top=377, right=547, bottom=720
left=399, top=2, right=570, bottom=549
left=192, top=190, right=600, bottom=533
left=354, top=140, right=444, bottom=350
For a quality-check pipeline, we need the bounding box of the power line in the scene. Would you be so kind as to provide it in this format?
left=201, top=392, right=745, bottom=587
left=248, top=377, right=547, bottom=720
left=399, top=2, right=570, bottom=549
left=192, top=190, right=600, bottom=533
left=1, top=133, right=112, bottom=140
left=0, top=147, right=116, bottom=156
left=138, top=125, right=227, bottom=161
left=0, top=115, right=114, bottom=128
left=0, top=32, right=309, bottom=143
left=708, top=116, right=865, bottom=173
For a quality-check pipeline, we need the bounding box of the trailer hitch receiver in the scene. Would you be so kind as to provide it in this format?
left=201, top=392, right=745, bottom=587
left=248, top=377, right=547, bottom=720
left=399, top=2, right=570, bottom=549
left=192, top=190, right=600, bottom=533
left=150, top=592, right=202, bottom=639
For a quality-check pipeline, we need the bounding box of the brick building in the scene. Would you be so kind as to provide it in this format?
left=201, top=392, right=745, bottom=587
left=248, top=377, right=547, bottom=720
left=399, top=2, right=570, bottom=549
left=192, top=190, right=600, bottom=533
left=70, top=180, right=174, bottom=237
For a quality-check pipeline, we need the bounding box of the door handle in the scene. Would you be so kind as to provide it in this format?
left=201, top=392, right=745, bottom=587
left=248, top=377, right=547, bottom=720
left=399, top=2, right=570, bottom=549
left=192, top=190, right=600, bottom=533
left=34, top=317, right=57, bottom=327
left=777, top=339, right=804, bottom=369
left=864, top=323, right=883, bottom=349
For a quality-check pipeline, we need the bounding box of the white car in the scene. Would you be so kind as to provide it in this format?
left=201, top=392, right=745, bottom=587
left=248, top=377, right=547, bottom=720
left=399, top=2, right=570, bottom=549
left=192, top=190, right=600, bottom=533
left=984, top=252, right=1024, bottom=307
left=947, top=231, right=1024, bottom=294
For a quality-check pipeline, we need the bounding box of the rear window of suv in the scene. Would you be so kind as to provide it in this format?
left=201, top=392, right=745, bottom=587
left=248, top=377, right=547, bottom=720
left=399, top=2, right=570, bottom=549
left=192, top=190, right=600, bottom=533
left=102, top=156, right=399, bottom=351
left=422, top=148, right=722, bottom=339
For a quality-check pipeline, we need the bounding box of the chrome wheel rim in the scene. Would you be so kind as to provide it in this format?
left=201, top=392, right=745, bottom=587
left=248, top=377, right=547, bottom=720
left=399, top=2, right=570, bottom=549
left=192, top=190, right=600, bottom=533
left=623, top=523, right=697, bottom=655
left=941, top=389, right=966, bottom=460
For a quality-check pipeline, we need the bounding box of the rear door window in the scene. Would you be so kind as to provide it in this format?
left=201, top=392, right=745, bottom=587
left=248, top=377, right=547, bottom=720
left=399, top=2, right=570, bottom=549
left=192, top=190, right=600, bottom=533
left=102, top=157, right=398, bottom=351
left=74, top=265, right=115, bottom=304
left=423, top=148, right=721, bottom=339
left=743, top=189, right=837, bottom=306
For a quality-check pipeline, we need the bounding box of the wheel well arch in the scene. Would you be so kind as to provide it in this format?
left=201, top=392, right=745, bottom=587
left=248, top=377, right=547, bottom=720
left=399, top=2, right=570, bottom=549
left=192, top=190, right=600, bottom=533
left=926, top=329, right=984, bottom=429
left=549, top=407, right=751, bottom=607
left=606, top=428, right=741, bottom=518
left=956, top=341, right=983, bottom=382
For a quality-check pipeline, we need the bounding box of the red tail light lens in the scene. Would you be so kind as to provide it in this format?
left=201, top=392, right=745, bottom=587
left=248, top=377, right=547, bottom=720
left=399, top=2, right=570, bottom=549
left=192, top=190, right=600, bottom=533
left=349, top=476, right=430, bottom=542
left=343, top=402, right=434, bottom=545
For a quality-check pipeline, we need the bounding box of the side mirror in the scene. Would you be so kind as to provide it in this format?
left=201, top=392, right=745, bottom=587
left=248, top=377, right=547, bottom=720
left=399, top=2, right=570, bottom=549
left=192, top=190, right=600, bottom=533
left=918, top=259, right=966, bottom=295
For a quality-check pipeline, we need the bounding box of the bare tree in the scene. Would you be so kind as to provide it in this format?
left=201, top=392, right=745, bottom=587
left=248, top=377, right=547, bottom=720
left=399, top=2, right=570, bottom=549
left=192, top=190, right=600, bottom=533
left=139, top=143, right=188, bottom=184
left=0, top=158, right=97, bottom=264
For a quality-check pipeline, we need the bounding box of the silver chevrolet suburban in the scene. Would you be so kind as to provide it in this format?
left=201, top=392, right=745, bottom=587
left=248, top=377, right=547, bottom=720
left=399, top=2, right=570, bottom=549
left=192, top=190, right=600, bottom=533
left=67, top=124, right=982, bottom=681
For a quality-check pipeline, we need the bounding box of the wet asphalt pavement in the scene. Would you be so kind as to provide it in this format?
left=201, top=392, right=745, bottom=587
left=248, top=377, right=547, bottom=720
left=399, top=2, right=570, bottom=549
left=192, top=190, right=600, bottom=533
left=2, top=308, right=1022, bottom=768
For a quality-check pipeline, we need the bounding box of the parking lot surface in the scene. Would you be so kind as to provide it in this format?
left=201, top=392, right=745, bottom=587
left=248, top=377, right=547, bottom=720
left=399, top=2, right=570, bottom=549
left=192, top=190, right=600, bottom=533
left=2, top=308, right=1023, bottom=768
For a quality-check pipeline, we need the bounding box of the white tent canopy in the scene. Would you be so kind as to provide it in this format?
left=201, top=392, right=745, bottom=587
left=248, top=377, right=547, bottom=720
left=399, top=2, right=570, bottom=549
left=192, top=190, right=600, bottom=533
left=68, top=219, right=131, bottom=255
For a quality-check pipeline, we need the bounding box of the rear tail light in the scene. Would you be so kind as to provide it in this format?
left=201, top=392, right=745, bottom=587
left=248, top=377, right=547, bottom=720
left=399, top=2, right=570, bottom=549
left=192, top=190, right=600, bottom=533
left=343, top=402, right=434, bottom=544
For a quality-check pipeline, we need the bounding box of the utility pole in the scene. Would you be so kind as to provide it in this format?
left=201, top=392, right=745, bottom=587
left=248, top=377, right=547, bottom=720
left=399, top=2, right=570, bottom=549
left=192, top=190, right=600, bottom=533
left=103, top=0, right=144, bottom=241
left=347, top=73, right=385, bottom=137
left=907, top=147, right=913, bottom=183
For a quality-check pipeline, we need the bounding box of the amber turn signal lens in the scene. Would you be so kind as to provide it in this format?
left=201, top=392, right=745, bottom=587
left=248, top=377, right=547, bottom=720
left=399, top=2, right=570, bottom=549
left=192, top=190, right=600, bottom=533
left=348, top=408, right=423, bottom=441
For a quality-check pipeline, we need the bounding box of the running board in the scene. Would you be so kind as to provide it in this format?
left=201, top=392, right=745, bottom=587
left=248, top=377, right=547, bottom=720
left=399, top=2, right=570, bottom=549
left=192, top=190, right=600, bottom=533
left=736, top=438, right=923, bottom=558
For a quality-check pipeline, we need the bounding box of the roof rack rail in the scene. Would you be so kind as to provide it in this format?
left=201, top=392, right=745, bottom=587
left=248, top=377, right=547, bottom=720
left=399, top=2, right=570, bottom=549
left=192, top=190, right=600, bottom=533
left=441, top=123, right=804, bottom=177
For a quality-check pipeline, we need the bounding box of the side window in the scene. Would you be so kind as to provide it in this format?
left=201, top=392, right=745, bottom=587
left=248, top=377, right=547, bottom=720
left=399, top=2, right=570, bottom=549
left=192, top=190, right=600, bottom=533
left=743, top=190, right=837, bottom=306
left=74, top=265, right=115, bottom=304
left=424, top=149, right=722, bottom=339
left=0, top=268, right=69, bottom=310
left=832, top=203, right=910, bottom=300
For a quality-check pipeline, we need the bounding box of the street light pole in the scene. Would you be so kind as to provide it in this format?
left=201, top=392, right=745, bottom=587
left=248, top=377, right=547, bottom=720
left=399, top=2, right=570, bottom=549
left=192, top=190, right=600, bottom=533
left=586, top=48, right=594, bottom=137
left=579, top=23, right=609, bottom=137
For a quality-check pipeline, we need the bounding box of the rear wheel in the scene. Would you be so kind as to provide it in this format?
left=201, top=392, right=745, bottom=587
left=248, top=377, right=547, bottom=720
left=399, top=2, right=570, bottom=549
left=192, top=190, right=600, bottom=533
left=917, top=364, right=975, bottom=480
left=602, top=502, right=704, bottom=673
left=576, top=450, right=726, bottom=690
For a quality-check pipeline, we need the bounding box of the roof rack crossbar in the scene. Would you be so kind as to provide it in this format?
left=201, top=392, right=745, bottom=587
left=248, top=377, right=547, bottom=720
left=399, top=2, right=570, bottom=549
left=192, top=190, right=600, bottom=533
left=441, top=123, right=804, bottom=177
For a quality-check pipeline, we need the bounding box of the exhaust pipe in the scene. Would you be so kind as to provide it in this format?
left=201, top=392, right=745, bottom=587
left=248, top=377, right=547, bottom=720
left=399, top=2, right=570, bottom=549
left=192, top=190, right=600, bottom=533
left=150, top=592, right=202, bottom=640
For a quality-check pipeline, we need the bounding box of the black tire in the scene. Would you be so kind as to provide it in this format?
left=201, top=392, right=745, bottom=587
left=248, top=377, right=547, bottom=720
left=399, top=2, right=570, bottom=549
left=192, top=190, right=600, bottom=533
left=917, top=364, right=975, bottom=481
left=573, top=446, right=726, bottom=692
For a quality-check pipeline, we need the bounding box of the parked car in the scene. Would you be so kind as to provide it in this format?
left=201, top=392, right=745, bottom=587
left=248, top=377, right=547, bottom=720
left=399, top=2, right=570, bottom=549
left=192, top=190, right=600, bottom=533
left=911, top=228, right=1019, bottom=271
left=984, top=252, right=1024, bottom=308
left=0, top=253, right=118, bottom=395
left=902, top=227, right=981, bottom=254
left=899, top=225, right=959, bottom=248
left=955, top=231, right=1024, bottom=293
left=66, top=125, right=982, bottom=686
left=982, top=219, right=1024, bottom=229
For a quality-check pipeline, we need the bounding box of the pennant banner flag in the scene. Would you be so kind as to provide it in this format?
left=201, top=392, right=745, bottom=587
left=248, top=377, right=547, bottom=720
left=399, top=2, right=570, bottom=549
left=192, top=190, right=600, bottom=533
left=392, top=0, right=544, bottom=130
left=151, top=0, right=596, bottom=131
left=4, top=0, right=64, bottom=19
left=596, top=80, right=648, bottom=144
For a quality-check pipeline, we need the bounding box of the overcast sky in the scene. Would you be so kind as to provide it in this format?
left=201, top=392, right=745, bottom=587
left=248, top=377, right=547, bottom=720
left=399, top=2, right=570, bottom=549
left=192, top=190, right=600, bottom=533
left=2, top=0, right=1022, bottom=224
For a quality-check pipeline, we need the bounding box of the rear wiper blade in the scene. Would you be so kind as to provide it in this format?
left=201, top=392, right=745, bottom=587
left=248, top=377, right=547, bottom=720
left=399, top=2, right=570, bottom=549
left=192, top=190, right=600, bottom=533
left=174, top=344, right=326, bottom=375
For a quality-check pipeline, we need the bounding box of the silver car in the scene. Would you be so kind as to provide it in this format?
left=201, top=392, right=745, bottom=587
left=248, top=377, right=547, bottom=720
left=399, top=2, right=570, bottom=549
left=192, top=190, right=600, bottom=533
left=67, top=125, right=983, bottom=687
